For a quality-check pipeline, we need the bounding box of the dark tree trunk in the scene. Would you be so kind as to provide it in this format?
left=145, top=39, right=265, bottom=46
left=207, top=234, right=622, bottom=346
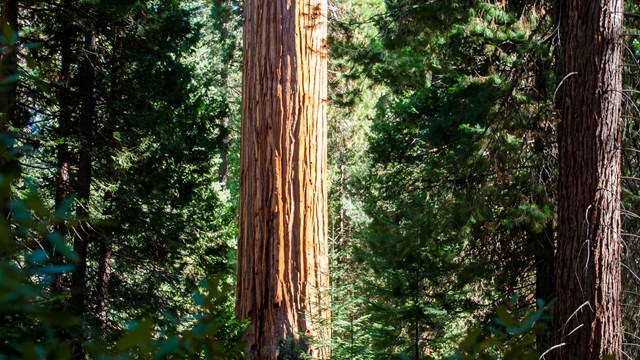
left=217, top=69, right=230, bottom=184
left=214, top=0, right=240, bottom=184
left=95, top=193, right=116, bottom=341
left=236, top=0, right=330, bottom=358
left=0, top=0, right=18, bottom=130
left=70, top=30, right=96, bottom=360
left=552, top=0, right=624, bottom=358
left=95, top=223, right=112, bottom=339
left=534, top=222, right=554, bottom=349
left=94, top=27, right=122, bottom=343
left=52, top=0, right=74, bottom=295
left=0, top=0, right=18, bottom=220
left=532, top=112, right=555, bottom=352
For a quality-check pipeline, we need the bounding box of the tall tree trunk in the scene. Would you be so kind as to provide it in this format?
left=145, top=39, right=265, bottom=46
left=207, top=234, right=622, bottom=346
left=236, top=1, right=330, bottom=358
left=94, top=26, right=122, bottom=343
left=0, top=0, right=18, bottom=220
left=217, top=70, right=230, bottom=184
left=552, top=0, right=623, bottom=358
left=52, top=0, right=74, bottom=295
left=532, top=86, right=555, bottom=350
left=70, top=30, right=96, bottom=360
left=215, top=0, right=234, bottom=184
left=0, top=0, right=18, bottom=130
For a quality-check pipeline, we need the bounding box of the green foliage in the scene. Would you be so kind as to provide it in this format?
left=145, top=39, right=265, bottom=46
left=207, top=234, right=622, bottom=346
left=1, top=1, right=246, bottom=358
left=327, top=0, right=384, bottom=358
left=0, top=139, right=74, bottom=358
left=5, top=0, right=639, bottom=358
left=278, top=336, right=312, bottom=360
left=334, top=0, right=558, bottom=357
left=620, top=2, right=640, bottom=358
left=0, top=133, right=245, bottom=358
left=449, top=298, right=551, bottom=360
left=0, top=172, right=244, bottom=359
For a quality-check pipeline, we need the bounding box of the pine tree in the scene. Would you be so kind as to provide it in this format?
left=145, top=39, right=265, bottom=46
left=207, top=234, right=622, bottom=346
left=552, top=0, right=624, bottom=358
left=352, top=0, right=558, bottom=356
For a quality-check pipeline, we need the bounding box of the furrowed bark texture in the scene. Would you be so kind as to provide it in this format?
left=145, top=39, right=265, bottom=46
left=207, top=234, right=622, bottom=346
left=236, top=0, right=329, bottom=359
left=552, top=0, right=623, bottom=358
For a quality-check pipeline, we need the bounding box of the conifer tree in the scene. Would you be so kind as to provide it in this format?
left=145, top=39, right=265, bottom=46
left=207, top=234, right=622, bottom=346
left=552, top=0, right=624, bottom=358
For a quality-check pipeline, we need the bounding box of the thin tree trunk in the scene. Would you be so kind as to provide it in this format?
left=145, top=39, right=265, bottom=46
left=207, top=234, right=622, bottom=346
left=95, top=222, right=112, bottom=339
left=337, top=161, right=346, bottom=247
left=70, top=30, right=96, bottom=360
left=52, top=0, right=74, bottom=295
left=216, top=0, right=233, bottom=184
left=217, top=71, right=230, bottom=184
left=552, top=0, right=624, bottom=358
left=0, top=0, right=18, bottom=130
left=532, top=98, right=555, bottom=350
left=94, top=26, right=122, bottom=343
left=534, top=222, right=554, bottom=349
left=236, top=1, right=330, bottom=358
left=0, top=0, right=18, bottom=220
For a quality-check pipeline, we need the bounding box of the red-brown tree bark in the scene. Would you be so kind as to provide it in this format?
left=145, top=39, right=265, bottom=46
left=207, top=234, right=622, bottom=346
left=236, top=0, right=330, bottom=358
left=552, top=0, right=624, bottom=358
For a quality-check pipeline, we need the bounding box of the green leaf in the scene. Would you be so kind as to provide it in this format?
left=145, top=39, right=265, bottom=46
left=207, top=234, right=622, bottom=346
left=47, top=232, right=78, bottom=263
left=20, top=341, right=39, bottom=360
left=495, top=305, right=516, bottom=328
left=2, top=23, right=15, bottom=46
left=116, top=318, right=154, bottom=352
left=153, top=336, right=181, bottom=359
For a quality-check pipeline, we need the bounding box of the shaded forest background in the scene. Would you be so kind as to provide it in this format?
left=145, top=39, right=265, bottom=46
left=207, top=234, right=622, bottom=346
left=1, top=0, right=640, bottom=358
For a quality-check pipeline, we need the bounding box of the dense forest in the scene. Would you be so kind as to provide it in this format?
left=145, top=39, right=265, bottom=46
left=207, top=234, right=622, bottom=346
left=1, top=0, right=639, bottom=359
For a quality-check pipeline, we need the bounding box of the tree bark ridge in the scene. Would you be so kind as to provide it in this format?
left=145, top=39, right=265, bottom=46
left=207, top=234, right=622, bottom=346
left=552, top=0, right=623, bottom=358
left=236, top=0, right=329, bottom=358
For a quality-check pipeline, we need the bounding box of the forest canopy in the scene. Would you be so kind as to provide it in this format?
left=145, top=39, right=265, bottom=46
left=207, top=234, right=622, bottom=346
left=0, top=0, right=638, bottom=359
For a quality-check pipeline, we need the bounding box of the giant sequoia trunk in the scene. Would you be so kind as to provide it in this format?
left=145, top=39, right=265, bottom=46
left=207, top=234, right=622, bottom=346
left=552, top=0, right=623, bottom=358
left=236, top=0, right=329, bottom=358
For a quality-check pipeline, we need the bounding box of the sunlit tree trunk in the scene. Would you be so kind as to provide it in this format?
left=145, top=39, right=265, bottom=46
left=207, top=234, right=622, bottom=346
left=552, top=0, right=623, bottom=358
left=236, top=0, right=330, bottom=358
